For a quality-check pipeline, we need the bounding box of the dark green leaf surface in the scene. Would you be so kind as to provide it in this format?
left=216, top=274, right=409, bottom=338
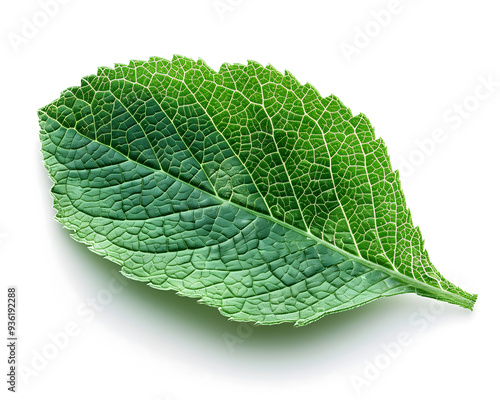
left=39, top=56, right=477, bottom=325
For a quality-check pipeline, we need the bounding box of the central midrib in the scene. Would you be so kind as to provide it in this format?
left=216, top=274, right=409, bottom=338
left=46, top=110, right=474, bottom=310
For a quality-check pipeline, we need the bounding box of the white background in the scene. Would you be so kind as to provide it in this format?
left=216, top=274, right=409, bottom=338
left=1, top=0, right=499, bottom=399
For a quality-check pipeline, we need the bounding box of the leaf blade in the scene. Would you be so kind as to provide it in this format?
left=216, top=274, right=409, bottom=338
left=39, top=56, right=476, bottom=325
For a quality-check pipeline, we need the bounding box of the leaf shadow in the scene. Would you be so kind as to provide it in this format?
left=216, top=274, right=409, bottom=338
left=55, top=223, right=470, bottom=378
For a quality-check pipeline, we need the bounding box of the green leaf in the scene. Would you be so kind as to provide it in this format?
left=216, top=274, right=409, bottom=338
left=38, top=56, right=477, bottom=326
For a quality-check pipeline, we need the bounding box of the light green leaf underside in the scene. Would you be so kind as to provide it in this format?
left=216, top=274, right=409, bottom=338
left=38, top=56, right=476, bottom=325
